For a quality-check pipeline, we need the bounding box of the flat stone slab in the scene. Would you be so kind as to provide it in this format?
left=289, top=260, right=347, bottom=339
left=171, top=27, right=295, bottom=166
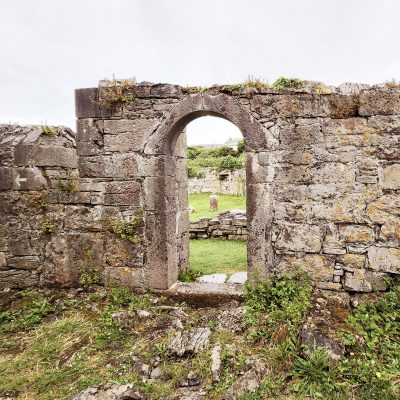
left=198, top=273, right=227, bottom=284
left=161, top=282, right=244, bottom=307
left=228, top=272, right=247, bottom=284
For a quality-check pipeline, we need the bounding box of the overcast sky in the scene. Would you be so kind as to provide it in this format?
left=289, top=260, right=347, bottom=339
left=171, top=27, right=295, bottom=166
left=1, top=0, right=400, bottom=145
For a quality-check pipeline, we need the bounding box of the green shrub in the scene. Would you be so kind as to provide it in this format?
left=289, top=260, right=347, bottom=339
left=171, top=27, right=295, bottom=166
left=187, top=163, right=205, bottom=178
left=217, top=155, right=244, bottom=172
left=272, top=77, right=303, bottom=89
left=237, top=139, right=245, bottom=154
left=178, top=267, right=201, bottom=282
left=244, top=270, right=313, bottom=343
left=209, top=146, right=237, bottom=158
left=188, top=146, right=203, bottom=160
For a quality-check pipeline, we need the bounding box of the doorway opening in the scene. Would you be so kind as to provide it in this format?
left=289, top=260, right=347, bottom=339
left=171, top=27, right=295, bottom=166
left=177, top=116, right=247, bottom=285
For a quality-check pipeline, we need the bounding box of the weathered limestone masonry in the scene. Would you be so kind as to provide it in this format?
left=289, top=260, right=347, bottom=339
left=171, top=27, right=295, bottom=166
left=190, top=211, right=247, bottom=240
left=188, top=167, right=246, bottom=195
left=1, top=80, right=400, bottom=294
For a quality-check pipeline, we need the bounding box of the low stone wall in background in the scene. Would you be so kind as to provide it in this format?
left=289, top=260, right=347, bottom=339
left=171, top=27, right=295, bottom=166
left=188, top=167, right=245, bottom=195
left=189, top=210, right=247, bottom=240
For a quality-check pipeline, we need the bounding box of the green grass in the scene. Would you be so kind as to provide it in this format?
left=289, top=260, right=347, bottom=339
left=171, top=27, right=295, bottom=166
left=188, top=192, right=246, bottom=221
left=189, top=238, right=247, bottom=276
left=1, top=276, right=399, bottom=399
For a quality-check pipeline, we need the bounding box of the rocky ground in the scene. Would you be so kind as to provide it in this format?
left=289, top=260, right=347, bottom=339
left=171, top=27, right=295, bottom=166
left=0, top=273, right=399, bottom=400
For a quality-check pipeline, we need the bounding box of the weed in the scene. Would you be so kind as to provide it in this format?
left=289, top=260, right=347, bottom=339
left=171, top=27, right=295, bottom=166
left=243, top=75, right=269, bottom=91
left=57, top=174, right=79, bottom=193
left=290, top=347, right=341, bottom=396
left=272, top=76, right=303, bottom=89
left=107, top=285, right=151, bottom=311
left=39, top=219, right=57, bottom=236
left=23, top=191, right=48, bottom=212
left=316, top=83, right=333, bottom=94
left=221, top=75, right=269, bottom=94
left=338, top=275, right=400, bottom=399
left=106, top=209, right=143, bottom=244
left=78, top=250, right=101, bottom=289
left=41, top=124, right=58, bottom=136
left=0, top=292, right=54, bottom=334
left=244, top=270, right=313, bottom=344
left=99, top=78, right=136, bottom=108
left=178, top=267, right=201, bottom=282
left=185, top=85, right=207, bottom=94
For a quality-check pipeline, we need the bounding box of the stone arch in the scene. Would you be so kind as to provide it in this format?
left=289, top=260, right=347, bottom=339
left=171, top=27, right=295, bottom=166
left=145, top=93, right=267, bottom=155
left=143, top=93, right=274, bottom=289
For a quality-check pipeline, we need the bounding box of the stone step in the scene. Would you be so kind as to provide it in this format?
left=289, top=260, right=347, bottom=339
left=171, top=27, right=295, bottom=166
left=161, top=281, right=244, bottom=307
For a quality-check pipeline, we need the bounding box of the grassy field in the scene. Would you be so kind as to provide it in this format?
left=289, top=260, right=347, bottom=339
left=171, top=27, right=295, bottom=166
left=189, top=238, right=247, bottom=276
left=188, top=192, right=246, bottom=221
left=1, top=275, right=399, bottom=399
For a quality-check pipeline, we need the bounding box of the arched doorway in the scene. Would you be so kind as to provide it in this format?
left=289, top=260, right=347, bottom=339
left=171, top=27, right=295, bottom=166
left=143, top=93, right=272, bottom=289
left=184, top=116, right=247, bottom=282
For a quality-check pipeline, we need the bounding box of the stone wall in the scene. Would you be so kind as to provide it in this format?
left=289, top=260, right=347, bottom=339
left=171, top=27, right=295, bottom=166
left=189, top=211, right=247, bottom=240
left=188, top=167, right=246, bottom=195
left=1, top=80, right=400, bottom=293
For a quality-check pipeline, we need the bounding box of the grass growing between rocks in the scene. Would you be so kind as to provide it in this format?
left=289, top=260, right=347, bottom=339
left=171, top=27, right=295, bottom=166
left=0, top=275, right=399, bottom=400
left=188, top=192, right=246, bottom=221
left=187, top=238, right=247, bottom=278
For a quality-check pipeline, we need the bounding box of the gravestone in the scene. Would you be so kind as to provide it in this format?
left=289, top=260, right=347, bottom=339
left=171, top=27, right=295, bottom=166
left=210, top=195, right=218, bottom=212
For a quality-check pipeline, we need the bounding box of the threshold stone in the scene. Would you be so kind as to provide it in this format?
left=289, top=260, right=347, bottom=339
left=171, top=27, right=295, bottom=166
left=227, top=272, right=247, bottom=284
left=198, top=274, right=227, bottom=284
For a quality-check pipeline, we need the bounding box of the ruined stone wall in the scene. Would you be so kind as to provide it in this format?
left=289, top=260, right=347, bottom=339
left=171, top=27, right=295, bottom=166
left=1, top=80, right=400, bottom=293
left=189, top=211, right=247, bottom=240
left=188, top=167, right=246, bottom=195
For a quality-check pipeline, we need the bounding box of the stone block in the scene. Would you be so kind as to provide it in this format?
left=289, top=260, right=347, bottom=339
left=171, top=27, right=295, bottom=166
left=105, top=237, right=143, bottom=268
left=103, top=266, right=143, bottom=288
left=380, top=216, right=400, bottom=243
left=368, top=246, right=400, bottom=273
left=368, top=115, right=400, bottom=132
left=321, top=118, right=371, bottom=135
left=0, top=167, right=47, bottom=191
left=15, top=145, right=78, bottom=168
left=337, top=254, right=366, bottom=268
left=339, top=224, right=375, bottom=243
left=379, top=164, right=400, bottom=189
left=314, top=163, right=355, bottom=184
left=343, top=269, right=387, bottom=292
left=76, top=118, right=103, bottom=142
left=366, top=194, right=400, bottom=224
left=8, top=235, right=33, bottom=256
left=275, top=223, right=324, bottom=253
left=75, top=88, right=101, bottom=118
left=149, top=83, right=183, bottom=98
left=7, top=256, right=39, bottom=270
left=359, top=89, right=400, bottom=116
left=276, top=254, right=335, bottom=285
left=0, top=270, right=38, bottom=289
left=76, top=142, right=102, bottom=156
left=42, top=233, right=104, bottom=287
left=0, top=252, right=6, bottom=269
left=104, top=181, right=141, bottom=206
left=58, top=191, right=92, bottom=204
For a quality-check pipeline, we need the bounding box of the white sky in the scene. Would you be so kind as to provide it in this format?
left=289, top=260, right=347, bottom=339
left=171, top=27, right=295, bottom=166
left=1, top=0, right=400, bottom=145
